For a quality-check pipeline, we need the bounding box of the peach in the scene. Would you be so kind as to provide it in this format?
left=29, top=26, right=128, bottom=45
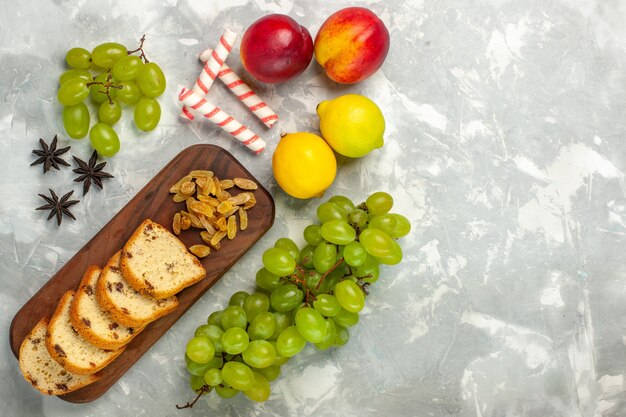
left=314, top=7, right=390, bottom=84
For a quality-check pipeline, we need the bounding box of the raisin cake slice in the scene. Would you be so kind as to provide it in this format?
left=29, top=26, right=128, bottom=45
left=46, top=290, right=124, bottom=375
left=70, top=265, right=144, bottom=350
left=19, top=318, right=100, bottom=395
left=120, top=219, right=206, bottom=299
left=96, top=251, right=179, bottom=328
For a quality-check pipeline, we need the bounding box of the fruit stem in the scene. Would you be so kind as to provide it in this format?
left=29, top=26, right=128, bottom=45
left=316, top=258, right=345, bottom=291
left=175, top=384, right=210, bottom=409
left=128, top=34, right=150, bottom=63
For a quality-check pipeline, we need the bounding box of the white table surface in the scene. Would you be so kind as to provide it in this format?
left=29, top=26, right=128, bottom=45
left=1, top=0, right=626, bottom=416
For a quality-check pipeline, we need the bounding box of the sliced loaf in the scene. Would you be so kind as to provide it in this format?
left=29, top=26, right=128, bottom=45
left=96, top=251, right=179, bottom=328
left=70, top=265, right=144, bottom=350
left=46, top=290, right=124, bottom=375
left=120, top=219, right=206, bottom=299
left=19, top=318, right=100, bottom=395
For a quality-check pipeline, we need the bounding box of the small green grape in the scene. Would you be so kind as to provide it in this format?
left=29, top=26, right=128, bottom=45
left=66, top=47, right=92, bottom=70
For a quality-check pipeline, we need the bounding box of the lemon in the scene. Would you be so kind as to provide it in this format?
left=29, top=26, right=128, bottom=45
left=272, top=132, right=337, bottom=199
left=317, top=94, right=385, bottom=158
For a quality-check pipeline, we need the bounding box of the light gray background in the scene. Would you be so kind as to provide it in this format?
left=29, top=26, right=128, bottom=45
left=1, top=0, right=626, bottom=416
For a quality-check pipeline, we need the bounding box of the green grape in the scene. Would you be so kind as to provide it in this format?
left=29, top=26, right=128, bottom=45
left=91, top=42, right=127, bottom=69
left=136, top=62, right=166, bottom=97
left=90, top=73, right=117, bottom=104
left=221, top=361, right=255, bottom=391
left=304, top=270, right=322, bottom=295
left=334, top=280, right=365, bottom=313
left=229, top=291, right=249, bottom=307
left=274, top=237, right=299, bottom=260
left=352, top=255, right=380, bottom=283
left=276, top=326, right=307, bottom=357
left=221, top=305, right=247, bottom=330
left=89, top=123, right=120, bottom=157
left=116, top=81, right=141, bottom=105
left=98, top=100, right=122, bottom=125
left=368, top=214, right=397, bottom=236
left=195, top=324, right=224, bottom=353
left=313, top=294, right=341, bottom=317
left=303, top=225, right=323, bottom=246
left=359, top=228, right=395, bottom=258
left=112, top=55, right=143, bottom=81
left=248, top=311, right=277, bottom=340
left=255, top=268, right=281, bottom=292
left=243, top=292, right=270, bottom=322
left=203, top=368, right=222, bottom=386
left=375, top=240, right=403, bottom=265
left=59, top=69, right=91, bottom=85
left=190, top=374, right=206, bottom=393
left=134, top=97, right=161, bottom=131
left=242, top=340, right=276, bottom=368
left=348, top=208, right=368, bottom=228
left=294, top=307, right=327, bottom=343
left=269, top=311, right=292, bottom=341
left=333, top=308, right=359, bottom=328
left=343, top=241, right=367, bottom=267
left=62, top=103, right=90, bottom=139
left=254, top=364, right=281, bottom=382
left=320, top=220, right=356, bottom=245
left=389, top=213, right=411, bottom=238
left=186, top=336, right=215, bottom=364
left=269, top=284, right=304, bottom=312
left=243, top=372, right=271, bottom=402
left=313, top=242, right=337, bottom=273
left=185, top=354, right=222, bottom=376
left=272, top=349, right=290, bottom=366
left=66, top=47, right=92, bottom=69
left=57, top=78, right=89, bottom=106
left=215, top=384, right=239, bottom=398
left=329, top=195, right=355, bottom=214
left=299, top=245, right=315, bottom=269
left=221, top=327, right=249, bottom=355
left=262, top=247, right=296, bottom=276
left=207, top=310, right=224, bottom=327
left=333, top=324, right=350, bottom=347
left=317, top=201, right=347, bottom=223
left=365, top=191, right=393, bottom=215
left=314, top=318, right=336, bottom=350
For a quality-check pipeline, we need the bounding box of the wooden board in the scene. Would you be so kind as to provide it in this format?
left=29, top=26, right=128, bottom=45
left=9, top=144, right=275, bottom=403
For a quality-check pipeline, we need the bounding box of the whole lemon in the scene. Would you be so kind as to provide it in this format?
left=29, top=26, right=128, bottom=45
left=272, top=132, right=337, bottom=199
left=317, top=94, right=385, bottom=158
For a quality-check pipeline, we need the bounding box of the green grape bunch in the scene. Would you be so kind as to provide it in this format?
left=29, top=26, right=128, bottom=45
left=58, top=35, right=167, bottom=157
left=178, top=192, right=410, bottom=408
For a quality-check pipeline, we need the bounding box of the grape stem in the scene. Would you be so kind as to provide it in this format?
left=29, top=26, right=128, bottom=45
left=316, top=258, right=345, bottom=291
left=87, top=74, right=122, bottom=105
left=176, top=384, right=210, bottom=409
left=128, top=34, right=150, bottom=63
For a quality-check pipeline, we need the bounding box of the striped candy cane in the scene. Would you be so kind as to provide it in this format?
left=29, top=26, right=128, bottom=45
left=179, top=88, right=265, bottom=154
left=180, top=29, right=238, bottom=120
left=199, top=48, right=279, bottom=128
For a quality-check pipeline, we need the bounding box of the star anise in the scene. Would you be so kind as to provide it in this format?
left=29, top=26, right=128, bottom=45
left=36, top=189, right=79, bottom=226
left=30, top=135, right=71, bottom=173
left=72, top=150, right=114, bottom=195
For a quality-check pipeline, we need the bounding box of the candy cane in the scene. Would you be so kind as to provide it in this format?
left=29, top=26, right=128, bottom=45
left=199, top=48, right=279, bottom=128
left=178, top=88, right=265, bottom=154
left=180, top=29, right=238, bottom=121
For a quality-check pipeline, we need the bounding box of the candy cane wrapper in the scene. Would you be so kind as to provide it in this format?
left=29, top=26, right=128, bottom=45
left=178, top=88, right=265, bottom=154
left=199, top=48, right=279, bottom=128
left=181, top=29, right=238, bottom=120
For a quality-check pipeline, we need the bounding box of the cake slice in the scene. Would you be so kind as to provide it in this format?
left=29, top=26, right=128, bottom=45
left=120, top=219, right=206, bottom=299
left=19, top=318, right=100, bottom=395
left=46, top=290, right=124, bottom=375
left=70, top=265, right=144, bottom=350
left=96, top=251, right=179, bottom=328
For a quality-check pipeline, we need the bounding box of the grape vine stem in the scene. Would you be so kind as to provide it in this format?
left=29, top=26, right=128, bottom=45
left=128, top=34, right=150, bottom=63
left=176, top=384, right=210, bottom=409
left=316, top=258, right=345, bottom=291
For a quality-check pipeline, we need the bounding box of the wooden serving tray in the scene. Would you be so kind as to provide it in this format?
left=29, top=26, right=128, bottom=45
left=9, top=144, right=275, bottom=403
